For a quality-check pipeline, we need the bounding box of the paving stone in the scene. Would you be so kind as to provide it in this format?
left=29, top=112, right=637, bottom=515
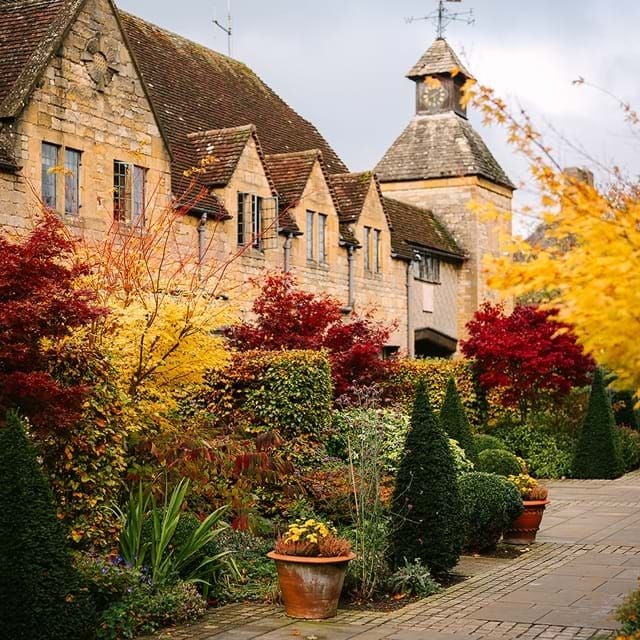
left=535, top=607, right=617, bottom=630
left=472, top=603, right=553, bottom=624
left=497, top=589, right=583, bottom=606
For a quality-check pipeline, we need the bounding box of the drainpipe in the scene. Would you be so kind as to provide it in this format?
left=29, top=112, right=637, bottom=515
left=198, top=212, right=208, bottom=279
left=406, top=260, right=415, bottom=358
left=347, top=245, right=355, bottom=310
left=283, top=233, right=293, bottom=272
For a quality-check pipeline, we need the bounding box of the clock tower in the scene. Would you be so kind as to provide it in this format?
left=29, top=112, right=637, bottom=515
left=375, top=38, right=514, bottom=353
left=409, top=38, right=472, bottom=118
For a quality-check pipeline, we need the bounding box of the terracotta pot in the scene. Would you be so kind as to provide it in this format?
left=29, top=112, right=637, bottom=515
left=503, top=499, right=550, bottom=545
left=267, top=551, right=356, bottom=619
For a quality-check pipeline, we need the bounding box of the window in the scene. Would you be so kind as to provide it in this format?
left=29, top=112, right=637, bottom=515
left=417, top=251, right=441, bottom=283
left=114, top=161, right=146, bottom=224
left=64, top=148, right=81, bottom=216
left=41, top=142, right=59, bottom=209
left=318, top=214, right=327, bottom=263
left=306, top=210, right=315, bottom=260
left=363, top=226, right=371, bottom=272
left=373, top=229, right=381, bottom=273
left=237, top=192, right=263, bottom=248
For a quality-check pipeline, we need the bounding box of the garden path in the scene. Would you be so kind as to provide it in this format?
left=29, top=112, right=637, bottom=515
left=150, top=471, right=640, bottom=640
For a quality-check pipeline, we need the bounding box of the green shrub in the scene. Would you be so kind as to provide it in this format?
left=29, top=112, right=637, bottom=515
left=459, top=472, right=524, bottom=552
left=473, top=434, right=508, bottom=453
left=492, top=419, right=574, bottom=478
left=391, top=382, right=463, bottom=575
left=573, top=369, right=625, bottom=479
left=0, top=412, right=95, bottom=639
left=201, top=350, right=332, bottom=439
left=440, top=377, right=477, bottom=463
left=449, top=439, right=475, bottom=474
left=616, top=581, right=640, bottom=637
left=383, top=358, right=484, bottom=427
left=386, top=559, right=441, bottom=597
left=114, top=480, right=233, bottom=593
left=612, top=389, right=639, bottom=430
left=476, top=449, right=523, bottom=476
left=617, top=427, right=640, bottom=472
left=97, top=582, right=206, bottom=640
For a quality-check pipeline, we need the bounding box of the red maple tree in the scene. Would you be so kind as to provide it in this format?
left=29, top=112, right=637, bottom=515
left=0, top=212, right=105, bottom=431
left=224, top=272, right=395, bottom=398
left=461, top=303, right=594, bottom=418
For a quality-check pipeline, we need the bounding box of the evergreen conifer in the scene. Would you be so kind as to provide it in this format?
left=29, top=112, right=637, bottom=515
left=0, top=412, right=94, bottom=639
left=439, top=377, right=477, bottom=463
left=573, top=369, right=625, bottom=479
left=391, top=382, right=463, bottom=575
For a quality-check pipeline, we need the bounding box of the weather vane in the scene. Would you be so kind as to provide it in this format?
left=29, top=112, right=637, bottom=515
left=406, top=0, right=475, bottom=39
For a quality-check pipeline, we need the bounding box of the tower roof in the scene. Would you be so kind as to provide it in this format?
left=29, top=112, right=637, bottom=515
left=406, top=38, right=474, bottom=80
left=375, top=112, right=514, bottom=189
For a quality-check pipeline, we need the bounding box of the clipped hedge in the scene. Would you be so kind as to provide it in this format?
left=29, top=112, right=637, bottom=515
left=477, top=449, right=523, bottom=476
left=473, top=434, right=508, bottom=454
left=383, top=358, right=484, bottom=428
left=201, top=350, right=333, bottom=439
left=459, top=472, right=524, bottom=552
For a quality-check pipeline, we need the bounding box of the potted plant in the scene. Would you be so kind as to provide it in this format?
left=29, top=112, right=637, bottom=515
left=503, top=474, right=550, bottom=545
left=267, top=519, right=355, bottom=619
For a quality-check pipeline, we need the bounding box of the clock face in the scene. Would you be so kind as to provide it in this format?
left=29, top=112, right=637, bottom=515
left=421, top=82, right=448, bottom=112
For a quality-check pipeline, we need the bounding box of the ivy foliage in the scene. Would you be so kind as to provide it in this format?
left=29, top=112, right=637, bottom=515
left=440, top=377, right=477, bottom=464
left=202, top=350, right=332, bottom=439
left=574, top=369, right=625, bottom=479
left=0, top=412, right=95, bottom=639
left=390, top=382, right=463, bottom=575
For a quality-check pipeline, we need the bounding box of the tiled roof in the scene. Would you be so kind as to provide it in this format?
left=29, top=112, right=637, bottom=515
left=119, top=11, right=348, bottom=212
left=330, top=172, right=373, bottom=224
left=383, top=196, right=465, bottom=261
left=375, top=112, right=514, bottom=189
left=406, top=38, right=473, bottom=80
left=0, top=0, right=85, bottom=118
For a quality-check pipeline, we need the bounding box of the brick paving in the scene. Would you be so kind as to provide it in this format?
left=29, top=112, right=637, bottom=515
left=150, top=471, right=640, bottom=639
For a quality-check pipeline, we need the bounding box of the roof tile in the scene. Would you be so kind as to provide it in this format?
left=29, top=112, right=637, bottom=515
left=406, top=38, right=473, bottom=80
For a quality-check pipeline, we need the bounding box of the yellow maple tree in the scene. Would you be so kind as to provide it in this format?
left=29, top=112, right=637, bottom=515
left=462, top=79, right=640, bottom=394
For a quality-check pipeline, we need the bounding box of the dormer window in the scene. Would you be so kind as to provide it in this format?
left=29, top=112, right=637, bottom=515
left=416, top=250, right=441, bottom=284
left=237, top=192, right=263, bottom=249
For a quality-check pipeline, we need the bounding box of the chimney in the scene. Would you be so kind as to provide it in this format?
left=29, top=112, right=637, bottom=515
left=564, top=166, right=594, bottom=186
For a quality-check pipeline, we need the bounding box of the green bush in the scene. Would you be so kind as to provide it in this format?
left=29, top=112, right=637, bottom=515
left=97, top=582, right=206, bottom=640
left=201, top=350, right=332, bottom=439
left=492, top=419, right=574, bottom=478
left=459, top=472, right=524, bottom=552
left=616, top=581, right=640, bottom=637
left=617, top=427, right=640, bottom=472
left=391, top=382, right=463, bottom=575
left=0, top=412, right=95, bottom=639
left=386, top=559, right=441, bottom=597
left=612, top=389, right=639, bottom=430
left=476, top=449, right=523, bottom=476
left=473, top=434, right=508, bottom=453
left=383, top=358, right=484, bottom=427
left=440, top=377, right=477, bottom=463
left=573, top=369, right=625, bottom=479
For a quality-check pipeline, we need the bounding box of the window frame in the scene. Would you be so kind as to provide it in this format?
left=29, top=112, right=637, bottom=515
left=416, top=250, right=441, bottom=284
left=363, top=226, right=371, bottom=272
left=41, top=142, right=60, bottom=210
left=306, top=210, right=315, bottom=261
left=373, top=228, right=382, bottom=274
left=114, top=160, right=146, bottom=225
left=237, top=192, right=264, bottom=249
left=64, top=148, right=82, bottom=216
left=318, top=213, right=328, bottom=264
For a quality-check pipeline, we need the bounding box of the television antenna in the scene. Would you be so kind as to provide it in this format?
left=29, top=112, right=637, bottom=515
left=406, top=0, right=475, bottom=39
left=213, top=0, right=233, bottom=57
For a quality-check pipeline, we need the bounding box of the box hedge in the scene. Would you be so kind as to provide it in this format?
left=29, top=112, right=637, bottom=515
left=476, top=449, right=523, bottom=476
left=201, top=350, right=333, bottom=439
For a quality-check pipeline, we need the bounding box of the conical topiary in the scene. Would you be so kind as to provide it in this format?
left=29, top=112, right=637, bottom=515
left=439, top=377, right=477, bottom=464
left=391, top=381, right=463, bottom=575
left=573, top=369, right=625, bottom=479
left=0, top=412, right=94, bottom=639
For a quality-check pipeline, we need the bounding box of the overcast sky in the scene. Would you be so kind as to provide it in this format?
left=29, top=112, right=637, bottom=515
left=117, top=0, right=640, bottom=234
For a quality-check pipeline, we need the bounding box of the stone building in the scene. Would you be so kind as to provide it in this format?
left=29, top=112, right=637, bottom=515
left=0, top=0, right=512, bottom=357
